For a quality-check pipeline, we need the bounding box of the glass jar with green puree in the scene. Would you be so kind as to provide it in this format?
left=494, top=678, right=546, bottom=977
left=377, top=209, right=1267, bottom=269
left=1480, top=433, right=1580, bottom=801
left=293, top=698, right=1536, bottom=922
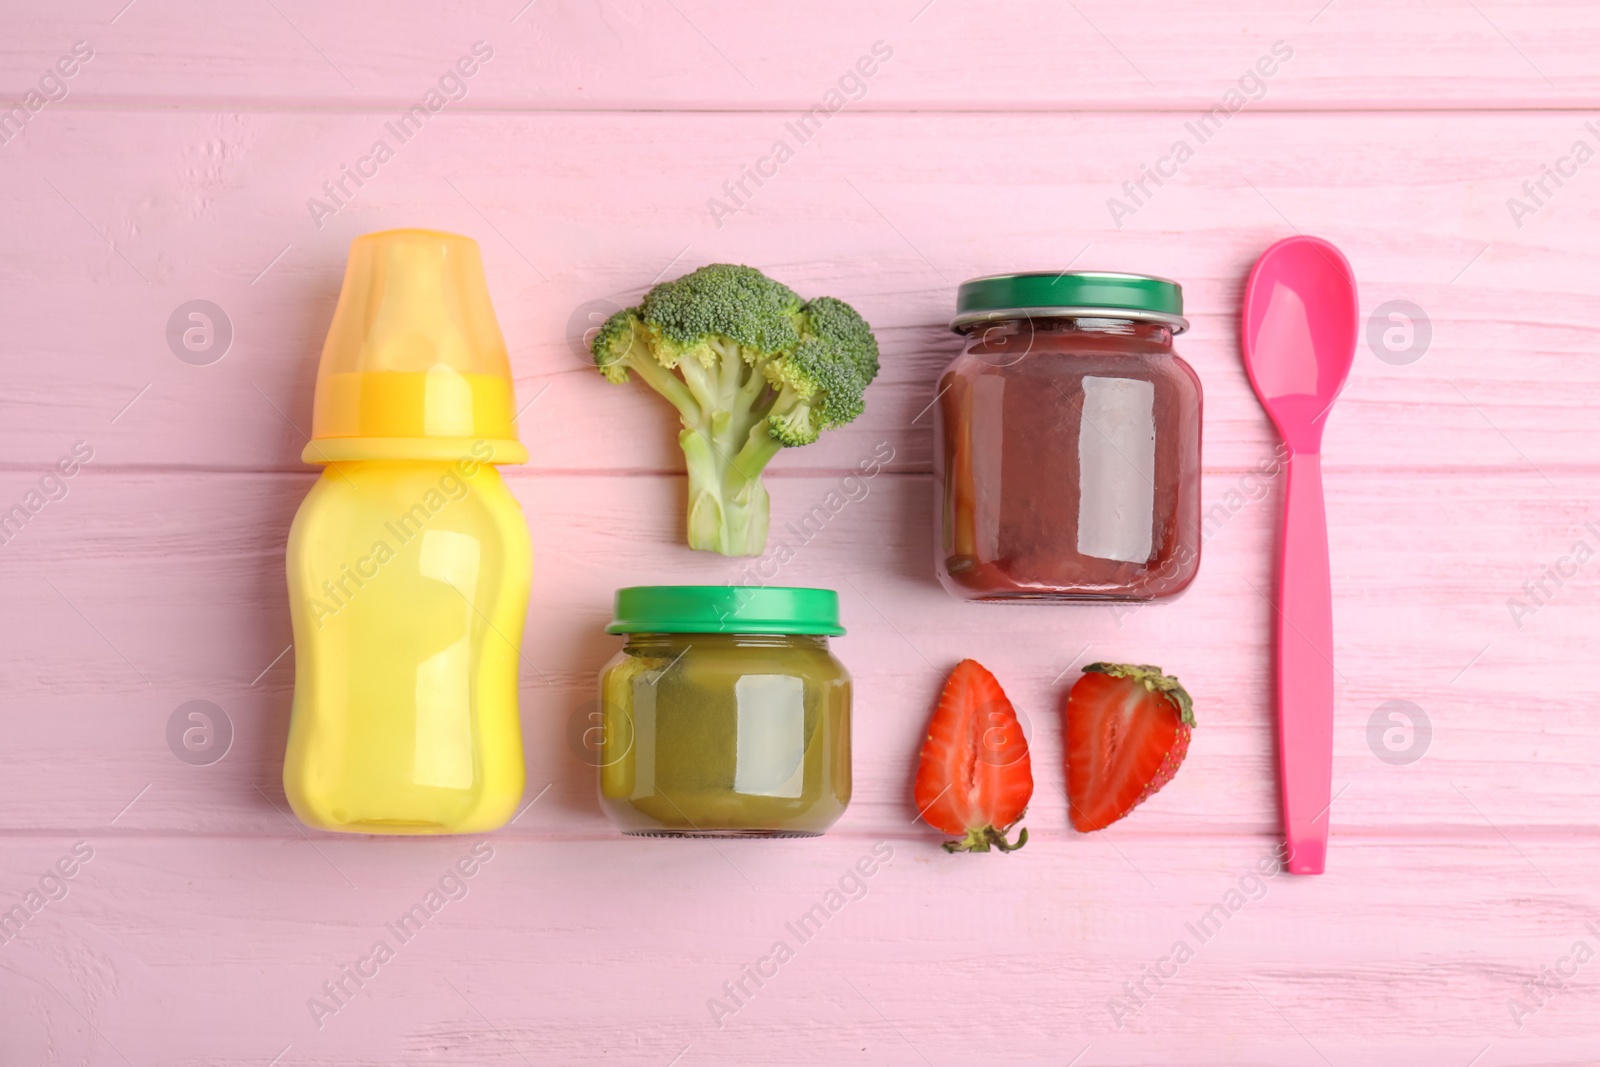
left=598, top=586, right=851, bottom=838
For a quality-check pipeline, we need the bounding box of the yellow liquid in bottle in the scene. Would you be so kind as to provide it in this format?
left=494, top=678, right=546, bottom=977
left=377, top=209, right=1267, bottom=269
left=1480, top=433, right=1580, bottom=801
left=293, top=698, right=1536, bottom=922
left=283, top=456, right=530, bottom=833
left=312, top=371, right=516, bottom=441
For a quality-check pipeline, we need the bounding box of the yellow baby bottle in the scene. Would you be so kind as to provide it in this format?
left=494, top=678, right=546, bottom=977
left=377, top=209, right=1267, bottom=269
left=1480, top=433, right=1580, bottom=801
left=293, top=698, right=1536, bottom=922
left=283, top=229, right=532, bottom=834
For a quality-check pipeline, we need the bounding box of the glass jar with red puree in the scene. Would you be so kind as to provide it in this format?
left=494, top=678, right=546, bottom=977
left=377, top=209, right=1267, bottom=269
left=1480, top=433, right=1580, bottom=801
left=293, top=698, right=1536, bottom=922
left=934, top=272, right=1201, bottom=601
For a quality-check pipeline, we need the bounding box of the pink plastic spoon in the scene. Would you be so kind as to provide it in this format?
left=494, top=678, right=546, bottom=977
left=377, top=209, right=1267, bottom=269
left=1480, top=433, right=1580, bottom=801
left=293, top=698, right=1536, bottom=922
left=1241, top=236, right=1358, bottom=876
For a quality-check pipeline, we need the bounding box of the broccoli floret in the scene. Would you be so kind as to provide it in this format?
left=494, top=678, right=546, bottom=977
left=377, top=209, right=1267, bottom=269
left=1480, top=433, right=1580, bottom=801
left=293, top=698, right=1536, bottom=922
left=591, top=263, right=881, bottom=556
left=763, top=296, right=881, bottom=445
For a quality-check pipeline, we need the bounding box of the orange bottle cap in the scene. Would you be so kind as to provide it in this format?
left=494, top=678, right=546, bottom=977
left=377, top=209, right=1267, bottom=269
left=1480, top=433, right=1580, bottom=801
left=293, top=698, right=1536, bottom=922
left=305, top=229, right=528, bottom=464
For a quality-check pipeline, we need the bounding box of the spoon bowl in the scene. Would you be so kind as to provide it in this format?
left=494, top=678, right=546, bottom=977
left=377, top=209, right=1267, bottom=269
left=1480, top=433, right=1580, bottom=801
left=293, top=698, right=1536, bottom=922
left=1242, top=237, right=1359, bottom=453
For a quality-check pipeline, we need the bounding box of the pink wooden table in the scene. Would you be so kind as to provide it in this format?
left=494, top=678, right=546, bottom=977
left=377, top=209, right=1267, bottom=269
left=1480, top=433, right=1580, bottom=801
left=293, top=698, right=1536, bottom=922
left=3, top=2, right=1599, bottom=1063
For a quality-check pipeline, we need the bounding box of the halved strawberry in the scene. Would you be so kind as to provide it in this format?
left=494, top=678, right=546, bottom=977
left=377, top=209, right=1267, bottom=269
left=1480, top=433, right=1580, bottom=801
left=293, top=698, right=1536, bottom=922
left=1064, top=662, right=1194, bottom=832
left=914, top=659, right=1033, bottom=853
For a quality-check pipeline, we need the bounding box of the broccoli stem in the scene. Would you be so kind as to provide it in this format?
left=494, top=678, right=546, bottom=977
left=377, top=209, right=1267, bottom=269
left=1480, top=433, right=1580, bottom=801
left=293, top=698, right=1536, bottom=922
left=733, top=357, right=772, bottom=431
left=680, top=423, right=772, bottom=556
left=678, top=425, right=764, bottom=559
left=733, top=418, right=783, bottom=478
left=625, top=354, right=701, bottom=424
left=666, top=345, right=787, bottom=556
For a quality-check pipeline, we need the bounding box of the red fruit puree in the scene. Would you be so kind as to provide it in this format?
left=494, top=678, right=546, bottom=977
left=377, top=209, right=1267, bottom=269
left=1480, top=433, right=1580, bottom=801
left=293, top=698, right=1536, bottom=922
left=934, top=273, right=1202, bottom=601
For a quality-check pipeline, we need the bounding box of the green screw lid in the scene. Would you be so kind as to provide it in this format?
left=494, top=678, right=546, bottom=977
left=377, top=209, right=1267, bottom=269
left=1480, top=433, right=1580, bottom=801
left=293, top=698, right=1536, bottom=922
left=952, top=271, right=1188, bottom=333
left=606, top=585, right=845, bottom=636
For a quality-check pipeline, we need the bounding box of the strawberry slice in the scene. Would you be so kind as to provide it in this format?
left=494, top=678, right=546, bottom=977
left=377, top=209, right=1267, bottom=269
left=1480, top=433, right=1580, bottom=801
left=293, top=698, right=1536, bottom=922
left=914, top=659, right=1033, bottom=853
left=1064, top=662, right=1195, bottom=832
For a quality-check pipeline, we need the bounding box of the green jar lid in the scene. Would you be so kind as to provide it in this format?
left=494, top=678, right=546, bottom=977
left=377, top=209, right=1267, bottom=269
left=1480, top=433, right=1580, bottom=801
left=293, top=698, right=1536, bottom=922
left=606, top=586, right=845, bottom=636
left=952, top=271, right=1188, bottom=333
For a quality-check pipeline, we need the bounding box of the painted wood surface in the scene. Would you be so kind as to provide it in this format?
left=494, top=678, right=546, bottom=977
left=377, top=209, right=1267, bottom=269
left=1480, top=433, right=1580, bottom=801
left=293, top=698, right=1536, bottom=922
left=4, top=0, right=1600, bottom=109
left=1, top=2, right=1598, bottom=1064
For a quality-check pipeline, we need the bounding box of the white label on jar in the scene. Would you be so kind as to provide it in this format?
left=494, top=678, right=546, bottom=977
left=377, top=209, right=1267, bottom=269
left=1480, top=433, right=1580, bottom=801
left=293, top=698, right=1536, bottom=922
left=1076, top=375, right=1156, bottom=564
left=733, top=674, right=806, bottom=799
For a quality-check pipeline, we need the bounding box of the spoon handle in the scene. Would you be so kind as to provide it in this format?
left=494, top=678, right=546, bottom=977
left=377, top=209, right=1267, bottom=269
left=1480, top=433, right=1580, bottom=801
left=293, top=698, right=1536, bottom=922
left=1277, top=449, right=1335, bottom=874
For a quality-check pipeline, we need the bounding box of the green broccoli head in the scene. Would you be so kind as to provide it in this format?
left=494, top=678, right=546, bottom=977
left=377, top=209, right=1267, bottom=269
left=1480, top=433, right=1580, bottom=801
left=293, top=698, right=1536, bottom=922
left=642, top=263, right=805, bottom=363
left=592, top=308, right=652, bottom=384
left=764, top=296, right=881, bottom=446
left=588, top=263, right=881, bottom=555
